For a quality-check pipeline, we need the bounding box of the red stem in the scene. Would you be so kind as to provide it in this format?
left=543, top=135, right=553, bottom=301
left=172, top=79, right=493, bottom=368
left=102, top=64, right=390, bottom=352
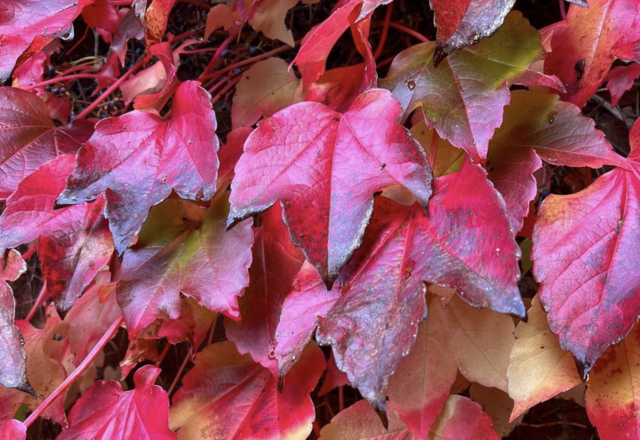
left=206, top=75, right=233, bottom=94
left=559, top=0, right=567, bottom=19
left=75, top=58, right=146, bottom=119
left=26, top=283, right=48, bottom=322
left=201, top=36, right=234, bottom=77
left=182, top=48, right=220, bottom=55
left=168, top=347, right=192, bottom=396
left=199, top=44, right=293, bottom=82
left=24, top=74, right=115, bottom=91
left=374, top=3, right=394, bottom=59
left=24, top=315, right=124, bottom=428
left=371, top=21, right=429, bottom=43
left=210, top=75, right=242, bottom=103
left=170, top=30, right=202, bottom=44
left=21, top=244, right=38, bottom=261
left=154, top=343, right=171, bottom=367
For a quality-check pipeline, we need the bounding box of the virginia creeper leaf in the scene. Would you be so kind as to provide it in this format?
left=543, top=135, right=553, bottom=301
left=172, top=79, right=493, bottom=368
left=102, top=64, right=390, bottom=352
left=304, top=64, right=368, bottom=113
left=318, top=353, right=349, bottom=396
left=57, top=365, right=177, bottom=440
left=248, top=0, right=299, bottom=47
left=57, top=81, right=220, bottom=254
left=430, top=0, right=516, bottom=64
left=81, top=0, right=120, bottom=35
left=228, top=88, right=432, bottom=287
left=138, top=296, right=216, bottom=349
left=431, top=295, right=516, bottom=392
left=532, top=119, right=640, bottom=371
left=119, top=339, right=159, bottom=379
left=0, top=0, right=79, bottom=81
left=276, top=160, right=523, bottom=405
left=469, top=384, right=522, bottom=438
left=429, top=395, right=500, bottom=440
left=205, top=4, right=241, bottom=39
left=0, top=155, right=114, bottom=312
left=544, top=0, right=640, bottom=108
left=16, top=306, right=67, bottom=425
left=387, top=317, right=458, bottom=438
left=486, top=89, right=623, bottom=232
left=0, top=87, right=91, bottom=200
left=144, top=0, right=177, bottom=47
left=585, top=324, right=640, bottom=440
left=116, top=191, right=253, bottom=339
left=381, top=12, right=564, bottom=163
left=232, top=57, right=303, bottom=129
left=64, top=272, right=120, bottom=365
left=507, top=296, right=582, bottom=421
left=293, top=0, right=391, bottom=87
left=0, top=420, right=26, bottom=440
left=0, top=250, right=29, bottom=392
left=225, top=203, right=305, bottom=372
left=606, top=63, right=640, bottom=107
left=317, top=400, right=411, bottom=439
left=170, top=341, right=325, bottom=440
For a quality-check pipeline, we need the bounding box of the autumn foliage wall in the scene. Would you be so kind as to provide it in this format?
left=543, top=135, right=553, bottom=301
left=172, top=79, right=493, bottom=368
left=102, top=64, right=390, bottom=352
left=0, top=0, right=640, bottom=439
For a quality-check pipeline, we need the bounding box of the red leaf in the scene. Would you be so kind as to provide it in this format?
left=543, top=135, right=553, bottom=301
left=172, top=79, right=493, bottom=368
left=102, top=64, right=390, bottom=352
left=217, top=127, right=252, bottom=189
left=119, top=339, right=160, bottom=379
left=0, top=419, right=26, bottom=440
left=585, top=324, right=640, bottom=440
left=144, top=0, right=177, bottom=47
left=0, top=87, right=89, bottom=200
left=225, top=203, right=305, bottom=372
left=293, top=0, right=390, bottom=87
left=429, top=395, right=500, bottom=439
left=532, top=120, right=640, bottom=370
left=0, top=155, right=114, bottom=312
left=138, top=297, right=216, bottom=349
left=64, top=272, right=120, bottom=365
left=0, top=0, right=80, bottom=81
left=111, top=8, right=145, bottom=65
left=57, top=81, right=220, bottom=254
left=304, top=64, right=368, bottom=113
left=486, top=89, right=623, bottom=232
left=81, top=0, right=120, bottom=35
left=606, top=63, right=640, bottom=107
left=276, top=159, right=523, bottom=405
left=381, top=12, right=563, bottom=164
left=544, top=0, right=640, bottom=108
left=0, top=250, right=29, bottom=392
left=115, top=192, right=253, bottom=338
left=57, top=365, right=177, bottom=440
left=431, top=0, right=516, bottom=64
left=318, top=353, right=349, bottom=396
left=229, top=88, right=432, bottom=286
left=170, top=341, right=325, bottom=440
left=387, top=317, right=458, bottom=438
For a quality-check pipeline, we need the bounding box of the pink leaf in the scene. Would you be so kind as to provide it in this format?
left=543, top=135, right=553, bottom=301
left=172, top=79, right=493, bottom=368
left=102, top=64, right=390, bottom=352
left=532, top=119, right=640, bottom=371
left=115, top=192, right=253, bottom=338
left=57, top=366, right=177, bottom=440
left=229, top=88, right=432, bottom=286
left=57, top=81, right=220, bottom=254
left=0, top=155, right=113, bottom=312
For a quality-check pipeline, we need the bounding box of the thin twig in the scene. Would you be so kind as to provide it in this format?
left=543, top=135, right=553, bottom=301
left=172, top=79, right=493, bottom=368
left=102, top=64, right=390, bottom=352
left=24, top=315, right=124, bottom=428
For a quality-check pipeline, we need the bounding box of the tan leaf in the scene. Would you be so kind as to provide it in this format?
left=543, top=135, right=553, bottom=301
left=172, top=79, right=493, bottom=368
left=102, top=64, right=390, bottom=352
left=507, top=296, right=581, bottom=421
